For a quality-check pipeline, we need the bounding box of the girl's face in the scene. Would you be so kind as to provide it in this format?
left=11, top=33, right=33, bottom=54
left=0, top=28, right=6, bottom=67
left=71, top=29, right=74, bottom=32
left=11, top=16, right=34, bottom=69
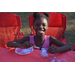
left=33, top=17, right=48, bottom=36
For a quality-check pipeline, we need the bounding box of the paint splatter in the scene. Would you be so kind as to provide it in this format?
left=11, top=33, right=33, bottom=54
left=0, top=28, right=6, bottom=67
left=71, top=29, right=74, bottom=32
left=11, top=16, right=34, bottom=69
left=41, top=48, right=48, bottom=57
left=40, top=48, right=67, bottom=62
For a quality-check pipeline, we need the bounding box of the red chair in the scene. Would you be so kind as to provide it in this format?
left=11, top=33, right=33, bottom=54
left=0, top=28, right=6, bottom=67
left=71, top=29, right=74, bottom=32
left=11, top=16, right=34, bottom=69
left=72, top=42, right=75, bottom=51
left=29, top=12, right=67, bottom=44
left=0, top=12, right=24, bottom=48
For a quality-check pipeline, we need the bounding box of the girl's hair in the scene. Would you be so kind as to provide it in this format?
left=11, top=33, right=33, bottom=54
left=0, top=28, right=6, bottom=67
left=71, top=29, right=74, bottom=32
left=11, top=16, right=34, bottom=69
left=33, top=12, right=50, bottom=25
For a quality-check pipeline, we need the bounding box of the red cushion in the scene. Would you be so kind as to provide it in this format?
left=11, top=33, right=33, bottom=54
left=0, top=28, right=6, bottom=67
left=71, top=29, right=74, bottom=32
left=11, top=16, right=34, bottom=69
left=0, top=26, right=19, bottom=48
left=45, top=27, right=64, bottom=40
left=0, top=13, right=18, bottom=27
left=49, top=12, right=62, bottom=27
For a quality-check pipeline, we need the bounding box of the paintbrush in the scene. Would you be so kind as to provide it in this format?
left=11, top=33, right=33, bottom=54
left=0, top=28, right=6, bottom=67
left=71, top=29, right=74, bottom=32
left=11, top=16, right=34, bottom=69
left=33, top=46, right=40, bottom=49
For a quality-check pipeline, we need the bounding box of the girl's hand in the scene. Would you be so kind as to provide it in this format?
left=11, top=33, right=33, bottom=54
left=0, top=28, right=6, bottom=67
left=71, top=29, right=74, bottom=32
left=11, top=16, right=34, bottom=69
left=47, top=46, right=58, bottom=54
left=20, top=41, right=34, bottom=49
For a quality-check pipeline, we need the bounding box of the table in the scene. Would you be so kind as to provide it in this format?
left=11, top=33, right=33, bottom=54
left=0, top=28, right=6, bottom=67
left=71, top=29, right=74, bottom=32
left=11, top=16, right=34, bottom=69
left=0, top=48, right=75, bottom=62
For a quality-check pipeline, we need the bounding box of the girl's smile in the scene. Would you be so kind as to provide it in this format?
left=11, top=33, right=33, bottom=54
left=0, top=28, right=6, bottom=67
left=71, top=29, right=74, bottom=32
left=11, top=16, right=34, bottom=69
left=38, top=30, right=44, bottom=34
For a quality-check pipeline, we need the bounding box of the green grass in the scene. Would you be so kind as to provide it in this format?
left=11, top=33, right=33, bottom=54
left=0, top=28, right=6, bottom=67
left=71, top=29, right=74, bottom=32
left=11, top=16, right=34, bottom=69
left=12, top=12, right=75, bottom=49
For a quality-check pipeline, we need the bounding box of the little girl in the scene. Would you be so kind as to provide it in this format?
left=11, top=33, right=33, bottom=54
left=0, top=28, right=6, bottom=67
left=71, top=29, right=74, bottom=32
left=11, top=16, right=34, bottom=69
left=7, top=12, right=71, bottom=54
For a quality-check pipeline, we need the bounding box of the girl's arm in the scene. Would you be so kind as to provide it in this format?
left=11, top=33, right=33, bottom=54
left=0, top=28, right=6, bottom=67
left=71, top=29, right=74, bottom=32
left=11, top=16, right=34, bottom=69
left=47, top=36, right=71, bottom=53
left=7, top=36, right=33, bottom=48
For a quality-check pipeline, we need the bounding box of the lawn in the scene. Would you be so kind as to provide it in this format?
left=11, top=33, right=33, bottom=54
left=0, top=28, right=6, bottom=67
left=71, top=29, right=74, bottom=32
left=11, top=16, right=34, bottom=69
left=12, top=12, right=75, bottom=49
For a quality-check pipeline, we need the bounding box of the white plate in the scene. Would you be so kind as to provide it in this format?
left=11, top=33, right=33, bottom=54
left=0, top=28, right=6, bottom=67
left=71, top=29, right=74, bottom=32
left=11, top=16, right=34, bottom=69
left=15, top=47, right=33, bottom=55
